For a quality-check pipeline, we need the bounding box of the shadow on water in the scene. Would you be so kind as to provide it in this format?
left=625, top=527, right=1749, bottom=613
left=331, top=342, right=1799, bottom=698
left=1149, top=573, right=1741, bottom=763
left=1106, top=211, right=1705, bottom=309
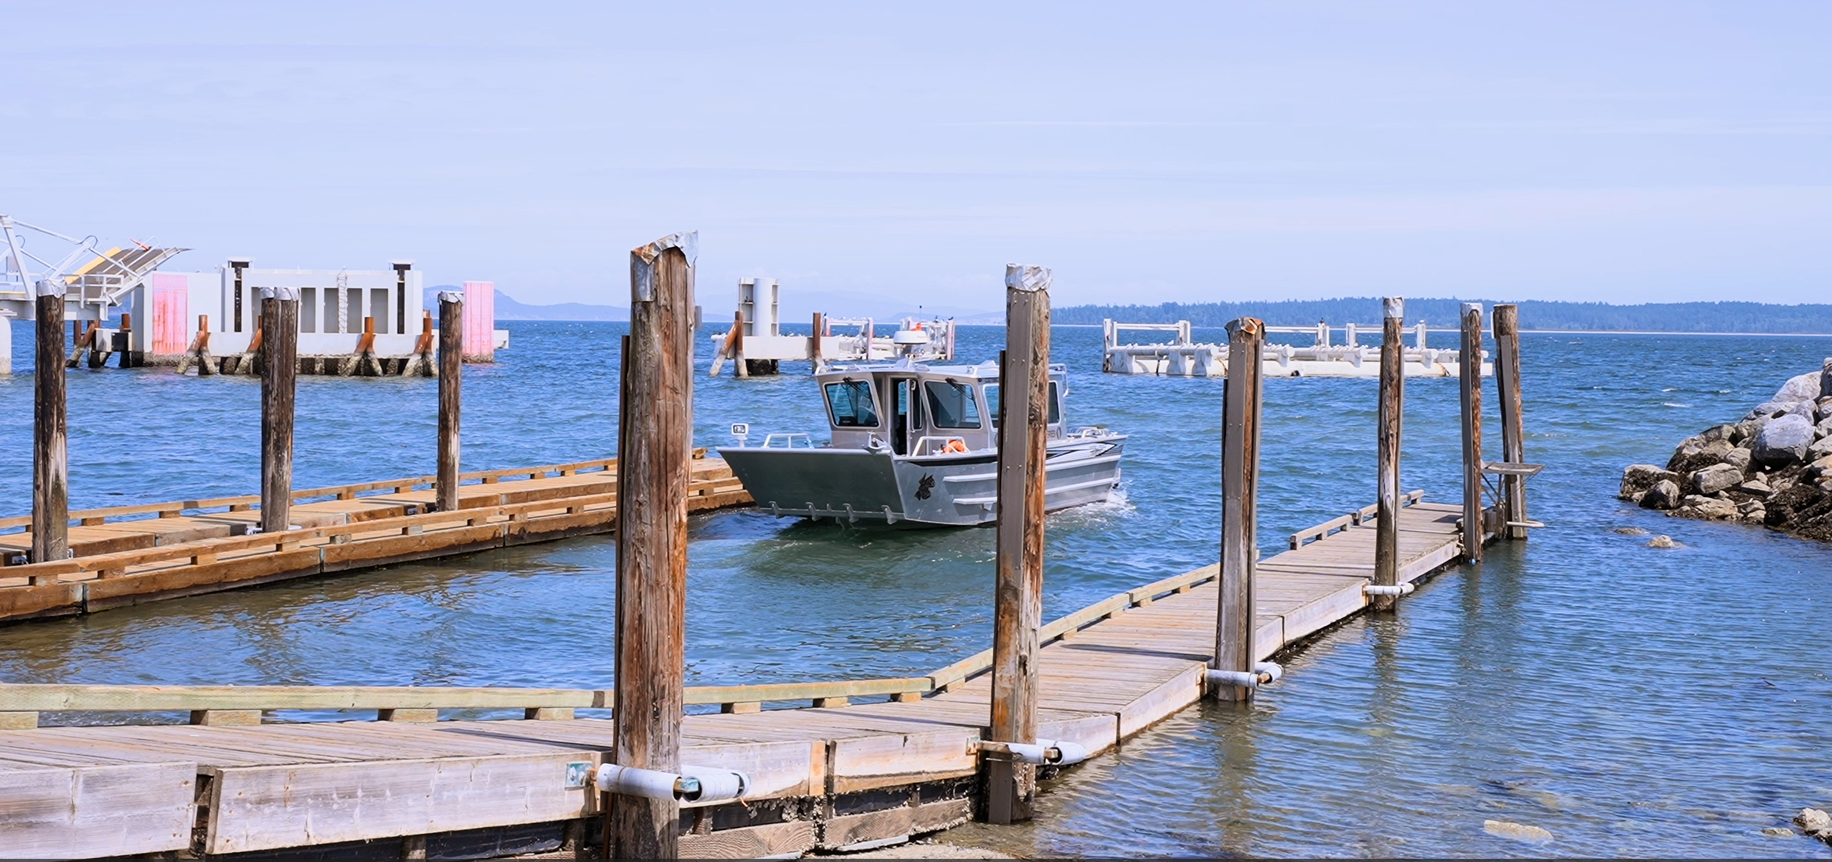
left=0, top=323, right=1830, bottom=856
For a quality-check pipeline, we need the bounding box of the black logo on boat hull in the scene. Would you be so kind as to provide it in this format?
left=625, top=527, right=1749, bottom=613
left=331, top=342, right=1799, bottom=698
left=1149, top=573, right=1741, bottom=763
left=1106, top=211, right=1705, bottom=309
left=915, top=474, right=935, bottom=500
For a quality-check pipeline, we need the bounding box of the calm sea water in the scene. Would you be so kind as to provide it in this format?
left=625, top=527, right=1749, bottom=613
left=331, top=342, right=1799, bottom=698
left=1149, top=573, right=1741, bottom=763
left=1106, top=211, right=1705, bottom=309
left=0, top=319, right=1828, bottom=858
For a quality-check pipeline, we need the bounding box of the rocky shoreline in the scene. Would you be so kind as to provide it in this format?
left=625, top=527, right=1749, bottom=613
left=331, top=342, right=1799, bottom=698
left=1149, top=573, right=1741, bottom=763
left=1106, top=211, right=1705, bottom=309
left=1620, top=359, right=1832, bottom=543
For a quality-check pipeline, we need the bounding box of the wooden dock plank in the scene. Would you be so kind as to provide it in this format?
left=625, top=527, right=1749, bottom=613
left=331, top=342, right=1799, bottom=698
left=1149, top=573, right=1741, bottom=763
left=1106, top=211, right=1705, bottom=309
left=0, top=499, right=1471, bottom=858
left=0, top=759, right=195, bottom=860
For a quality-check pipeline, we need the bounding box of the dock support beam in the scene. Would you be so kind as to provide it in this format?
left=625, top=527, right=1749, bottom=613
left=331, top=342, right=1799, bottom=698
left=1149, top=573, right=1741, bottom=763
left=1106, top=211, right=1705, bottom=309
left=611, top=231, right=696, bottom=860
left=1373, top=297, right=1405, bottom=610
left=260, top=289, right=300, bottom=536
left=33, top=279, right=68, bottom=563
left=1492, top=304, right=1528, bottom=541
left=1458, top=302, right=1484, bottom=562
left=1212, top=317, right=1264, bottom=702
left=436, top=292, right=463, bottom=514
left=987, top=264, right=1050, bottom=825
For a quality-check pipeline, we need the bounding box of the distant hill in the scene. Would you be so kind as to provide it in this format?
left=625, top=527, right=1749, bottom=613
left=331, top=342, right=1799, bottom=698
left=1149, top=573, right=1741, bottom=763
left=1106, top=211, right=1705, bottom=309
left=424, top=285, right=999, bottom=324
left=1054, top=299, right=1832, bottom=334
left=424, top=286, right=628, bottom=321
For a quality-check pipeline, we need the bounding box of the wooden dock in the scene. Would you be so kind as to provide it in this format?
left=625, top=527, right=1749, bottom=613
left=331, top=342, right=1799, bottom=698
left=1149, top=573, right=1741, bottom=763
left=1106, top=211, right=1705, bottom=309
left=0, top=454, right=749, bottom=624
left=0, top=495, right=1477, bottom=860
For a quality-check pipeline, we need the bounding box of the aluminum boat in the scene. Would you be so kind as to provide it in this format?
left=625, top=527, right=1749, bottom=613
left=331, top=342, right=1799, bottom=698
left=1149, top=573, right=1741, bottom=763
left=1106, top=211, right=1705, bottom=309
left=719, top=359, right=1125, bottom=527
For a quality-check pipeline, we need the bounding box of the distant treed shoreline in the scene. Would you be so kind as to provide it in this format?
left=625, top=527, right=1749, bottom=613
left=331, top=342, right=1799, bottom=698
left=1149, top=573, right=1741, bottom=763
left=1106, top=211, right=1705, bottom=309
left=1051, top=299, right=1832, bottom=334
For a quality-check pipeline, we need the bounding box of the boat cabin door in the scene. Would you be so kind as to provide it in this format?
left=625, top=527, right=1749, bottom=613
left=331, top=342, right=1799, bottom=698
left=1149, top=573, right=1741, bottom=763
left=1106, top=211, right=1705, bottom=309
left=886, top=376, right=924, bottom=455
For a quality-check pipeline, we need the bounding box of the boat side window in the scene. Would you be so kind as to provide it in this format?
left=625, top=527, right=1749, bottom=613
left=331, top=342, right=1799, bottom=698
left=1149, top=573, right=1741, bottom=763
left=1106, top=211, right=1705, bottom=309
left=982, top=382, right=1058, bottom=426
left=824, top=380, right=881, bottom=427
left=924, top=381, right=982, bottom=429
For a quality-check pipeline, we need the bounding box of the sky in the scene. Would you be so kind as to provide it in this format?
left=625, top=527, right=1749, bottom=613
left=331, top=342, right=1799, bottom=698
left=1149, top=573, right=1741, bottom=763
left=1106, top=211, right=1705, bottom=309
left=1, top=1, right=1828, bottom=312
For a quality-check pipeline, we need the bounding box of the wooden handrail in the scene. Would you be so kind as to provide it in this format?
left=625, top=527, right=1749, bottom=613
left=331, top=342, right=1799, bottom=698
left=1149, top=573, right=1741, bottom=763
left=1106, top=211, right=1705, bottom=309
left=0, top=453, right=722, bottom=534
left=0, top=684, right=605, bottom=712
left=4, top=493, right=1388, bottom=727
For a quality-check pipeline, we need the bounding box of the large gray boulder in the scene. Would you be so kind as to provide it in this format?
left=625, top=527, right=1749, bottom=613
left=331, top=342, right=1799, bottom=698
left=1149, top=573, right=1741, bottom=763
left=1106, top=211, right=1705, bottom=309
left=1667, top=438, right=1733, bottom=473
left=1621, top=464, right=1679, bottom=500
left=1723, top=447, right=1752, bottom=471
left=1822, top=358, right=1832, bottom=398
left=1754, top=414, right=1816, bottom=465
left=1691, top=463, right=1743, bottom=495
left=1810, top=434, right=1832, bottom=460
left=1642, top=479, right=1683, bottom=510
left=1699, top=423, right=1738, bottom=443
left=1745, top=400, right=1816, bottom=428
left=1773, top=370, right=1824, bottom=404
left=1681, top=495, right=1739, bottom=520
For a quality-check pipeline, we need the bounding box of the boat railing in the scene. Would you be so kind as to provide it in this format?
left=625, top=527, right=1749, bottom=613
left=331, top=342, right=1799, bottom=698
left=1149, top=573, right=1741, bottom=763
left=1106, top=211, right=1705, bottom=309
left=911, top=435, right=970, bottom=456
left=761, top=432, right=816, bottom=449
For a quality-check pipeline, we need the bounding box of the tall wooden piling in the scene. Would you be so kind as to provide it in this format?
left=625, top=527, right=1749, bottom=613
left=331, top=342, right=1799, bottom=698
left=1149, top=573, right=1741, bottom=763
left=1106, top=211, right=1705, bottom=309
left=32, top=280, right=68, bottom=563
left=436, top=292, right=463, bottom=514
left=987, top=264, right=1050, bottom=824
left=1492, top=304, right=1527, bottom=540
left=1458, top=302, right=1484, bottom=562
left=1212, top=317, right=1264, bottom=702
left=260, top=289, right=300, bottom=536
left=612, top=231, right=696, bottom=860
left=1372, top=297, right=1405, bottom=611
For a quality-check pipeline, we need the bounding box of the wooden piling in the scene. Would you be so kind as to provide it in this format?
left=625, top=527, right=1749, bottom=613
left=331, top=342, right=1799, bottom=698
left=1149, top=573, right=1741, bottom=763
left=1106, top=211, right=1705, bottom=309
left=1373, top=297, right=1404, bottom=611
left=1458, top=302, right=1484, bottom=562
left=810, top=311, right=824, bottom=371
left=1213, top=317, right=1264, bottom=702
left=987, top=264, right=1050, bottom=824
left=33, top=280, right=69, bottom=564
left=177, top=314, right=215, bottom=376
left=118, top=312, right=133, bottom=368
left=612, top=231, right=696, bottom=860
left=260, top=290, right=300, bottom=536
left=733, top=309, right=748, bottom=378
left=1492, top=304, right=1527, bottom=541
left=436, top=293, right=463, bottom=514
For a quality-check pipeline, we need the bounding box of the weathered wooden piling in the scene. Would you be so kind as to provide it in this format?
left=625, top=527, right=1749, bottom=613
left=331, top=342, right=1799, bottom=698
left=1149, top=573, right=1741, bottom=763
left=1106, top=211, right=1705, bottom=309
left=117, top=312, right=133, bottom=368
left=436, top=293, right=464, bottom=514
left=1373, top=297, right=1405, bottom=610
left=1458, top=302, right=1484, bottom=562
left=260, top=290, right=300, bottom=536
left=612, top=231, right=696, bottom=859
left=810, top=311, right=824, bottom=369
left=33, top=280, right=68, bottom=564
left=987, top=264, right=1050, bottom=824
left=1492, top=304, right=1527, bottom=540
left=177, top=314, right=214, bottom=376
left=1212, top=317, right=1264, bottom=702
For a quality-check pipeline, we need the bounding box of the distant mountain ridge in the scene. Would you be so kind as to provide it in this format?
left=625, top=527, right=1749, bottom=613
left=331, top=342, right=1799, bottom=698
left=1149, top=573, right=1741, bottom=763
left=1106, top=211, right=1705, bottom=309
left=424, top=286, right=628, bottom=321
left=425, top=285, right=999, bottom=324
left=423, top=289, right=1832, bottom=333
left=1054, top=299, right=1832, bottom=334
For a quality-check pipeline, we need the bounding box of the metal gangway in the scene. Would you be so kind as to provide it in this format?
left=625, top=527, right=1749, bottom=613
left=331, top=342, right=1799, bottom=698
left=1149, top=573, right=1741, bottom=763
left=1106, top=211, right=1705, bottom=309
left=0, top=215, right=186, bottom=370
left=1102, top=317, right=1491, bottom=378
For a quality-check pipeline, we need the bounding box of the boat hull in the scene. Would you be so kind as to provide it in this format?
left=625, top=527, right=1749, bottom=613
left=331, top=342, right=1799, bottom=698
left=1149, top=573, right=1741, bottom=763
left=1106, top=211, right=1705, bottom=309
left=719, top=436, right=1125, bottom=527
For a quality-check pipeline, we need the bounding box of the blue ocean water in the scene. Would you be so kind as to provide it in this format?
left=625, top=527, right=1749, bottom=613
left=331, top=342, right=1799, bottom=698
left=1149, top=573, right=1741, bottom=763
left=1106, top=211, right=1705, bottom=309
left=0, top=319, right=1827, bottom=858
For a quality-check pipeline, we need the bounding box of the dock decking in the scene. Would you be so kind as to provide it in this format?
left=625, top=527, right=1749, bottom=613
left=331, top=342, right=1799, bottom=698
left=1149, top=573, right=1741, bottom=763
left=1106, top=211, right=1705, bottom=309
left=0, top=455, right=749, bottom=624
left=0, top=496, right=1475, bottom=860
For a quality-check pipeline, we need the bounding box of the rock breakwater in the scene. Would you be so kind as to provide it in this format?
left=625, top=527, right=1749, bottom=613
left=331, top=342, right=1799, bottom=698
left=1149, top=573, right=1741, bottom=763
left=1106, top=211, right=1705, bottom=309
left=1620, top=359, right=1832, bottom=543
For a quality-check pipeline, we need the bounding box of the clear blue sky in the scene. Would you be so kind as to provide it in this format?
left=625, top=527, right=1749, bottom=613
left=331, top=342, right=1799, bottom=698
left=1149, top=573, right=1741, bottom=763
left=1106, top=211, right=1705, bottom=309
left=3, top=1, right=1827, bottom=311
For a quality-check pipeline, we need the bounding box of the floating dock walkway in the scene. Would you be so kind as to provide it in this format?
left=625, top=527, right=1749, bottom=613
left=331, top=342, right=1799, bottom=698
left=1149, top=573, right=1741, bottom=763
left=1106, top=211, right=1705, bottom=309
left=0, top=496, right=1476, bottom=859
left=0, top=454, right=748, bottom=624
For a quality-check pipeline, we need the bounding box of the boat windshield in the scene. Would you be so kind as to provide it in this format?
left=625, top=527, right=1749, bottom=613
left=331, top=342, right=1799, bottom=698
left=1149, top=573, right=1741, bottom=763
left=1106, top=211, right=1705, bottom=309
left=924, top=381, right=982, bottom=429
left=983, top=381, right=1061, bottom=427
left=824, top=380, right=881, bottom=427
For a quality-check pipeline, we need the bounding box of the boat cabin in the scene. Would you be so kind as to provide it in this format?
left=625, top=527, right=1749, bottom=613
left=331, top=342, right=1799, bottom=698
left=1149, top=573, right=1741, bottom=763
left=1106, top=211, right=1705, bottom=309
left=818, top=360, right=1067, bottom=456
